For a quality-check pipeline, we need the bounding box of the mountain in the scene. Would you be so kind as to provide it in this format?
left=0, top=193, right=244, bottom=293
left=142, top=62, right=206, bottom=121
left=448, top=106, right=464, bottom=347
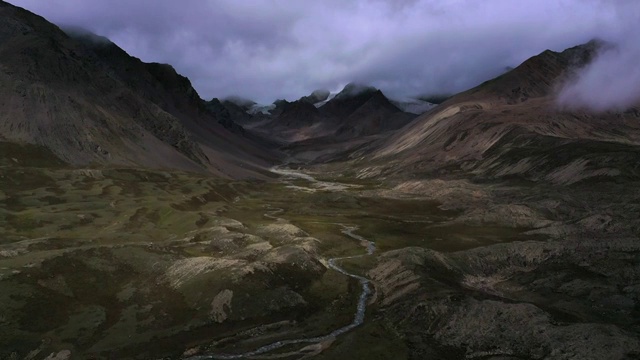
left=299, top=89, right=330, bottom=105
left=203, top=98, right=246, bottom=133
left=0, top=1, right=277, bottom=178
left=318, top=83, right=380, bottom=119
left=336, top=90, right=415, bottom=137
left=461, top=40, right=602, bottom=104
left=301, top=40, right=640, bottom=360
left=353, top=40, right=640, bottom=185
left=248, top=84, right=417, bottom=143
left=223, top=95, right=256, bottom=110
left=276, top=100, right=324, bottom=128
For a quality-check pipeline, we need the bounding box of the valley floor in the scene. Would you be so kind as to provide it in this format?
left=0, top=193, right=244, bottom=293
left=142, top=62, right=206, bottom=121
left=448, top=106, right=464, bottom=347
left=1, top=147, right=639, bottom=359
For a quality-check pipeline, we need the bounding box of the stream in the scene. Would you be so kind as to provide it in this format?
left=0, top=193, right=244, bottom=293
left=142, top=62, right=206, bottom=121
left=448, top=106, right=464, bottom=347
left=188, top=168, right=376, bottom=359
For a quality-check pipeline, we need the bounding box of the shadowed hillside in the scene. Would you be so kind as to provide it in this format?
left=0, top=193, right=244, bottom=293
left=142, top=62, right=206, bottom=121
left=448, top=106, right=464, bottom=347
left=0, top=1, right=278, bottom=178
left=221, top=84, right=417, bottom=143
left=350, top=41, right=640, bottom=185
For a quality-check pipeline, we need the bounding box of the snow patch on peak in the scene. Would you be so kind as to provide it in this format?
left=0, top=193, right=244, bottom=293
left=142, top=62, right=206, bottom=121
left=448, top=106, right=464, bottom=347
left=314, top=92, right=338, bottom=108
left=247, top=103, right=276, bottom=115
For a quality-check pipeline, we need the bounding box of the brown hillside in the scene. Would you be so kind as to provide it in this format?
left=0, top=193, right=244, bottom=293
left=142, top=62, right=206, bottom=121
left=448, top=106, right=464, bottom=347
left=0, top=1, right=277, bottom=178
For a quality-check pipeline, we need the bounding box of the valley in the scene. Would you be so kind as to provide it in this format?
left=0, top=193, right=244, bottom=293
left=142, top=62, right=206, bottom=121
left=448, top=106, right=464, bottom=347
left=2, top=1, right=640, bottom=359
left=4, top=142, right=638, bottom=359
left=0, top=145, right=453, bottom=359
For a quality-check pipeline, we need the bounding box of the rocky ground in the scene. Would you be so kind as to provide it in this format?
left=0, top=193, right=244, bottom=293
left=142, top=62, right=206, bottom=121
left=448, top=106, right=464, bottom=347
left=0, top=144, right=355, bottom=359
left=2, top=143, right=639, bottom=359
left=354, top=174, right=640, bottom=359
left=284, top=160, right=640, bottom=360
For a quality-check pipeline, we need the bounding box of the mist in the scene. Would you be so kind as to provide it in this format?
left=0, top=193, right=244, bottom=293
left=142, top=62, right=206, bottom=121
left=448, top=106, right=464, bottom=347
left=555, top=0, right=640, bottom=112
left=8, top=0, right=640, bottom=104
left=557, top=39, right=640, bottom=112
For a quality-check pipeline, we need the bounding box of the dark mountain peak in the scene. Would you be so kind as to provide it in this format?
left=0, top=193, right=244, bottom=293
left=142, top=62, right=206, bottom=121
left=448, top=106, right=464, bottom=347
left=0, top=0, right=66, bottom=41
left=217, top=98, right=254, bottom=125
left=221, top=98, right=249, bottom=113
left=283, top=99, right=320, bottom=114
left=224, top=96, right=256, bottom=110
left=205, top=98, right=246, bottom=133
left=268, top=99, right=290, bottom=117
left=145, top=62, right=201, bottom=103
left=299, top=89, right=330, bottom=104
left=348, top=90, right=403, bottom=120
left=0, top=3, right=95, bottom=83
left=468, top=40, right=606, bottom=104
left=205, top=97, right=228, bottom=116
left=335, top=82, right=378, bottom=100
left=273, top=99, right=290, bottom=107
left=208, top=97, right=223, bottom=106
left=353, top=88, right=403, bottom=114
left=368, top=89, right=395, bottom=104
left=251, top=86, right=412, bottom=140
left=515, top=39, right=604, bottom=80
left=274, top=99, right=323, bottom=128
left=558, top=38, right=607, bottom=66
left=320, top=84, right=390, bottom=119
left=336, top=91, right=414, bottom=138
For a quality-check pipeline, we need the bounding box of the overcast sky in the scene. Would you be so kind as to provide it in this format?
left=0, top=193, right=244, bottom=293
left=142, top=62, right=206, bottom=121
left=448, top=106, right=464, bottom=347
left=8, top=0, right=638, bottom=104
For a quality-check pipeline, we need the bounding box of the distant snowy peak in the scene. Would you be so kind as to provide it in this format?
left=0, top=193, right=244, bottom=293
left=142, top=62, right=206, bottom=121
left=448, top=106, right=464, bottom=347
left=226, top=85, right=435, bottom=115
left=247, top=103, right=276, bottom=115
left=314, top=92, right=337, bottom=108
left=313, top=83, right=377, bottom=108
left=390, top=98, right=436, bottom=115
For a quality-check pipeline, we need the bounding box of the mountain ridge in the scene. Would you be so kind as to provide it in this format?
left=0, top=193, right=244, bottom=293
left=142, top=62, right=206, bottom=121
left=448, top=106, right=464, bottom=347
left=0, top=1, right=278, bottom=178
left=342, top=40, right=640, bottom=185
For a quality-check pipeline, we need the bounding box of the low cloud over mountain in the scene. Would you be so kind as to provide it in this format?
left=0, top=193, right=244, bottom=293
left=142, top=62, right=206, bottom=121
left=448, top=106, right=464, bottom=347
left=9, top=0, right=640, bottom=104
left=557, top=2, right=640, bottom=111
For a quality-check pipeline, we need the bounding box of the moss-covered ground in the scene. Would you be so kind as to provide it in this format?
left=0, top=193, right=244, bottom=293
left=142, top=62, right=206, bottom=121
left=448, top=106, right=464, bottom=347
left=0, top=142, right=542, bottom=359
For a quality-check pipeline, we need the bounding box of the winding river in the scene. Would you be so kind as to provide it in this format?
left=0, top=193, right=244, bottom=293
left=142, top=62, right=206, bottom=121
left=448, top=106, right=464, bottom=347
left=188, top=168, right=375, bottom=359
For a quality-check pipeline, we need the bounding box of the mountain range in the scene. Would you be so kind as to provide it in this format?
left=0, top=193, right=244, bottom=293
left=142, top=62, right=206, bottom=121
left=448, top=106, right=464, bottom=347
left=357, top=40, right=640, bottom=184
left=204, top=83, right=424, bottom=144
left=2, top=1, right=640, bottom=360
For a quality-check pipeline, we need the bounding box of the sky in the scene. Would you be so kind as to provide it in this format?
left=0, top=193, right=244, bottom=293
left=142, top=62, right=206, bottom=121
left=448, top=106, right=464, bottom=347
left=8, top=0, right=640, bottom=106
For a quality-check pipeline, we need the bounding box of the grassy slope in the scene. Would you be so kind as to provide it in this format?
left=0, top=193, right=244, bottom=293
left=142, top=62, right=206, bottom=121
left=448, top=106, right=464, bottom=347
left=3, top=142, right=585, bottom=359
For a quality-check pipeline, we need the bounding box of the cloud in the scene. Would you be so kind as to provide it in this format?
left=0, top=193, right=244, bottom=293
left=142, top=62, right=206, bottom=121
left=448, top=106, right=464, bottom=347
left=7, top=0, right=639, bottom=103
left=556, top=1, right=640, bottom=111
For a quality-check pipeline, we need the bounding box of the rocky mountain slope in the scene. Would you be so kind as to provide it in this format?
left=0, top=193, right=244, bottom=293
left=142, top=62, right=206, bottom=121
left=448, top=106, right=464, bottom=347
left=222, top=84, right=417, bottom=143
left=0, top=1, right=277, bottom=178
left=300, top=40, right=640, bottom=359
left=344, top=41, right=640, bottom=185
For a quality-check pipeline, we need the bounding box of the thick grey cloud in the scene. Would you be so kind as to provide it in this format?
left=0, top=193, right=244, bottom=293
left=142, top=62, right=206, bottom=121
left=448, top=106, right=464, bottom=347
left=8, top=0, right=639, bottom=104
left=557, top=1, right=640, bottom=111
